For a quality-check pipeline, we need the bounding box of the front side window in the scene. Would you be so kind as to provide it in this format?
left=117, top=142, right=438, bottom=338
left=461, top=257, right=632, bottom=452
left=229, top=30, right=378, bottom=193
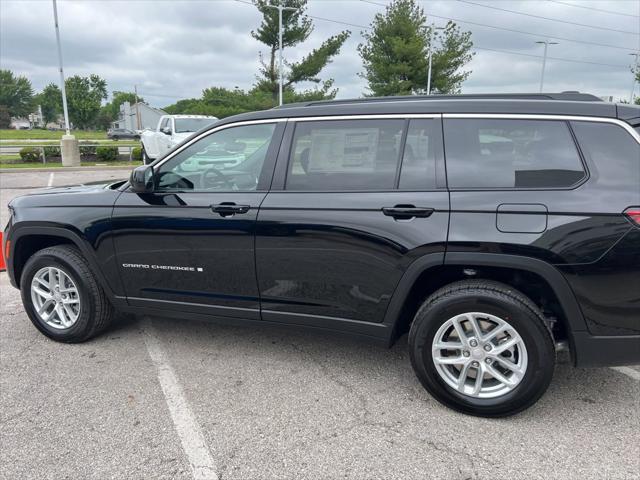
left=444, top=119, right=586, bottom=189
left=286, top=119, right=405, bottom=191
left=154, top=123, right=277, bottom=192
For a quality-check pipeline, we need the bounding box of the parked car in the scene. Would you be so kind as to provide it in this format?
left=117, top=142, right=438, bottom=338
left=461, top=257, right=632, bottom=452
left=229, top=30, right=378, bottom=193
left=4, top=93, right=639, bottom=417
left=107, top=128, right=140, bottom=140
left=140, top=114, right=218, bottom=164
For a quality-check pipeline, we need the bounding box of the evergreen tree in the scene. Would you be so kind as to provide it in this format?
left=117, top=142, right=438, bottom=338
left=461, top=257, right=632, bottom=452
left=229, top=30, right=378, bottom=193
left=358, top=0, right=473, bottom=96
left=252, top=0, right=350, bottom=102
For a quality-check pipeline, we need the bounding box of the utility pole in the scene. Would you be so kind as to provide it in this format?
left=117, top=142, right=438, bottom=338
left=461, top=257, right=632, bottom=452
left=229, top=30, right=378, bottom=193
left=266, top=3, right=298, bottom=106
left=629, top=53, right=640, bottom=104
left=134, top=84, right=141, bottom=130
left=536, top=40, right=558, bottom=93
left=427, top=26, right=445, bottom=95
left=52, top=0, right=79, bottom=166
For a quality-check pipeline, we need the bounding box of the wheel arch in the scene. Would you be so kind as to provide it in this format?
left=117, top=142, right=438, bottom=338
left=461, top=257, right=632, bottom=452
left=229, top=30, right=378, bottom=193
left=10, top=226, right=117, bottom=300
left=384, top=252, right=586, bottom=353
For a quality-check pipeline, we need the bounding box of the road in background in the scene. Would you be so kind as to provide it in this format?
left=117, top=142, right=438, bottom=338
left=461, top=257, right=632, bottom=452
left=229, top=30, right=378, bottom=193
left=1, top=168, right=638, bottom=480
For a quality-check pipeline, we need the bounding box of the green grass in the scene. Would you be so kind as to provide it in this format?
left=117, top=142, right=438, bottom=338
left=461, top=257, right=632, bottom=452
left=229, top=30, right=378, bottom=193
left=0, top=129, right=108, bottom=140
left=0, top=161, right=142, bottom=169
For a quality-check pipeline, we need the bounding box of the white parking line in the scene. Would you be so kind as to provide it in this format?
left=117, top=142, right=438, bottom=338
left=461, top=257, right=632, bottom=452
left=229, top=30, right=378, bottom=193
left=610, top=366, right=640, bottom=381
left=47, top=172, right=54, bottom=187
left=140, top=317, right=218, bottom=480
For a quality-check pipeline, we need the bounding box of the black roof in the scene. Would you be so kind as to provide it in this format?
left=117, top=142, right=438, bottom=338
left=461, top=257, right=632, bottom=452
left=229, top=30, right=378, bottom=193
left=214, top=93, right=637, bottom=127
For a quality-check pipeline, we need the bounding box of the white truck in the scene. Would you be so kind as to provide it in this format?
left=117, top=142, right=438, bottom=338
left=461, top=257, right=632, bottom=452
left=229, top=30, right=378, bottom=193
left=140, top=114, right=218, bottom=164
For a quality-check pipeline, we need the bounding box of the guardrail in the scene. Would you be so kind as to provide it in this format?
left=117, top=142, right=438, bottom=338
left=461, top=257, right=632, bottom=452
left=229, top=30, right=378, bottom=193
left=0, top=143, right=140, bottom=165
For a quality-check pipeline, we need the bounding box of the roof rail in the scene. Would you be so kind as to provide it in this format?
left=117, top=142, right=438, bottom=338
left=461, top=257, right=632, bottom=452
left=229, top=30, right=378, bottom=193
left=275, top=92, right=603, bottom=109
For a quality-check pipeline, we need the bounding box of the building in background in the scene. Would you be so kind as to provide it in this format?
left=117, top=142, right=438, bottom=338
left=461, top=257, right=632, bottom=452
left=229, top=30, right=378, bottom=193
left=112, top=101, right=166, bottom=131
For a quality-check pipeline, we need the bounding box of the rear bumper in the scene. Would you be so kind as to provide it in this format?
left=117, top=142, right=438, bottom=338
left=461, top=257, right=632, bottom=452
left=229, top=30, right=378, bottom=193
left=573, top=331, right=640, bottom=367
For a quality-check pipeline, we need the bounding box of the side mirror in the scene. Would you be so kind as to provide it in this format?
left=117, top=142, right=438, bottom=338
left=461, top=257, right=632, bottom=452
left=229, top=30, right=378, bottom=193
left=130, top=165, right=155, bottom=193
left=161, top=127, right=172, bottom=135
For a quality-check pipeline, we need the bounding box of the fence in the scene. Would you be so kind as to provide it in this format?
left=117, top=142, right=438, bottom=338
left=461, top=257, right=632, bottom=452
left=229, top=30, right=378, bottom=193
left=0, top=144, right=140, bottom=164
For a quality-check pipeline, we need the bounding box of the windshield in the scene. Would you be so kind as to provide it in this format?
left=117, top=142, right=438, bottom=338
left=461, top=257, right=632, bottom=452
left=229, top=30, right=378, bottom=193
left=174, top=118, right=217, bottom=133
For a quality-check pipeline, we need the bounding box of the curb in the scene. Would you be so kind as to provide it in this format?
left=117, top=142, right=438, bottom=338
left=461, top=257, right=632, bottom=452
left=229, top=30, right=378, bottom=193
left=0, top=165, right=137, bottom=173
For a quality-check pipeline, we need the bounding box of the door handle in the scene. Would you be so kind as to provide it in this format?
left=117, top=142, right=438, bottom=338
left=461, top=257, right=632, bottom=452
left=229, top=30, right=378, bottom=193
left=211, top=202, right=250, bottom=217
left=382, top=205, right=434, bottom=219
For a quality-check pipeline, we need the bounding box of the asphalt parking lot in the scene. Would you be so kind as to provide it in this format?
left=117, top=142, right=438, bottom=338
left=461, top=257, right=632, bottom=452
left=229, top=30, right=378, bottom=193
left=1, top=168, right=639, bottom=480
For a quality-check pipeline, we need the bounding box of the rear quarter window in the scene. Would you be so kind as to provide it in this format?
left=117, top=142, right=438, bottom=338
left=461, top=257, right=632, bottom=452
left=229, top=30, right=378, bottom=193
left=571, top=121, right=640, bottom=190
left=444, top=119, right=586, bottom=189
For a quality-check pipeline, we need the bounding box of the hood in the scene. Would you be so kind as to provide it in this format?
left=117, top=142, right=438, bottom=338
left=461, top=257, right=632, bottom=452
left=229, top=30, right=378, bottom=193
left=9, top=180, right=126, bottom=209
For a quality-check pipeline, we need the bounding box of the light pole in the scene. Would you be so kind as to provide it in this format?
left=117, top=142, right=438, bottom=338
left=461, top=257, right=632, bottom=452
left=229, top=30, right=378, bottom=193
left=629, top=53, right=640, bottom=104
left=536, top=40, right=558, bottom=93
left=266, top=3, right=298, bottom=106
left=427, top=26, right=445, bottom=95
left=52, top=0, right=71, bottom=135
left=52, top=0, right=80, bottom=166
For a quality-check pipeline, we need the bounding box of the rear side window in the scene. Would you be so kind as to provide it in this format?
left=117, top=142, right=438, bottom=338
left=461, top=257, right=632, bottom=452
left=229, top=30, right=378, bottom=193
left=286, top=119, right=404, bottom=191
left=571, top=121, right=640, bottom=190
left=444, top=119, right=586, bottom=189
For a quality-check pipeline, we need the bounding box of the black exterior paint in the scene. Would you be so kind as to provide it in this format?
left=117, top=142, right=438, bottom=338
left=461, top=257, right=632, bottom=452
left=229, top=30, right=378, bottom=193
left=4, top=97, right=640, bottom=367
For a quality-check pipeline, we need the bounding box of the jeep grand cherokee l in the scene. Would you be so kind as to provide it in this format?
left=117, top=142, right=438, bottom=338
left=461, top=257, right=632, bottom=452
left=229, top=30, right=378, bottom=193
left=4, top=93, right=639, bottom=417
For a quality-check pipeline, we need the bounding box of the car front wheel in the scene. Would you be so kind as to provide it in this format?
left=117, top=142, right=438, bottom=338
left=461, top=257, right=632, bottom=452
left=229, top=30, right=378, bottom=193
left=408, top=280, right=555, bottom=417
left=20, top=245, right=114, bottom=343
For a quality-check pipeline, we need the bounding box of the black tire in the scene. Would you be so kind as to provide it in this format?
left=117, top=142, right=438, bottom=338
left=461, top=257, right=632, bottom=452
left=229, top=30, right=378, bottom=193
left=408, top=280, right=555, bottom=417
left=20, top=245, right=114, bottom=343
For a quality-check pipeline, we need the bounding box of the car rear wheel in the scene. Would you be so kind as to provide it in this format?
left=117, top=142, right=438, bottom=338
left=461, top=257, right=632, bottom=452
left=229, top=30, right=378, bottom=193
left=408, top=280, right=555, bottom=417
left=20, top=245, right=114, bottom=342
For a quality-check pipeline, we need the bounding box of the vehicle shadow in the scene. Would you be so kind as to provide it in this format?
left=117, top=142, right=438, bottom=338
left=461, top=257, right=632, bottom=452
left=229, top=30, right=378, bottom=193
left=110, top=312, right=639, bottom=424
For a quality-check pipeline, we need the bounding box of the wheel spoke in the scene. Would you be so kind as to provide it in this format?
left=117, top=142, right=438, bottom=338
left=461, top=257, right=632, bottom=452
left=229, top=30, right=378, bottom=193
left=433, top=340, right=463, bottom=351
left=484, top=324, right=507, bottom=343
left=493, top=337, right=519, bottom=355
left=32, top=286, right=52, bottom=300
left=485, top=363, right=516, bottom=388
left=493, top=356, right=526, bottom=377
left=452, top=318, right=468, bottom=346
left=62, top=303, right=77, bottom=322
left=457, top=362, right=471, bottom=392
left=466, top=314, right=483, bottom=340
left=55, top=303, right=71, bottom=327
left=434, top=356, right=467, bottom=365
left=471, top=364, right=484, bottom=396
left=62, top=298, right=79, bottom=305
left=38, top=299, right=54, bottom=316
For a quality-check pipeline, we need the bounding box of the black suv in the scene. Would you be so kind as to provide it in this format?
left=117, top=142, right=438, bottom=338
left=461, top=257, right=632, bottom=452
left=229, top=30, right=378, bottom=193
left=4, top=93, right=640, bottom=417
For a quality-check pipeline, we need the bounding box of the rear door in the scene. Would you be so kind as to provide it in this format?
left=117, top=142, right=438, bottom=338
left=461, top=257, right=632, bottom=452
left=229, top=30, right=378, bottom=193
left=112, top=120, right=284, bottom=319
left=255, top=115, right=450, bottom=331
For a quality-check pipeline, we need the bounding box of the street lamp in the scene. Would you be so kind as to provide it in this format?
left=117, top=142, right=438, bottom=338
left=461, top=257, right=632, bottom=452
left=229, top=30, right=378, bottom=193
left=266, top=3, right=298, bottom=106
left=427, top=26, right=445, bottom=96
left=535, top=40, right=558, bottom=93
left=52, top=0, right=80, bottom=166
left=629, top=52, right=640, bottom=103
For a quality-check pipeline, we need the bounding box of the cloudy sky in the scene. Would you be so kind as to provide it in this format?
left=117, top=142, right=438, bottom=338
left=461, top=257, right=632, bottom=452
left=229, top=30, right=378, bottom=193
left=1, top=0, right=638, bottom=108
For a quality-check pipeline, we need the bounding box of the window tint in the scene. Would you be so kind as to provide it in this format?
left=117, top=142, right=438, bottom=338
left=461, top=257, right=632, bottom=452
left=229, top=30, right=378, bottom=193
left=286, top=119, right=404, bottom=191
left=155, top=123, right=276, bottom=192
left=444, top=119, right=585, bottom=189
left=398, top=119, right=439, bottom=190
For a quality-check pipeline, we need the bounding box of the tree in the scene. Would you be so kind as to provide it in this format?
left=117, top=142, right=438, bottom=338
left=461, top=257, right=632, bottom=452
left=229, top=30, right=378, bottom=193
left=35, top=83, right=62, bottom=125
left=65, top=74, right=107, bottom=129
left=252, top=0, right=350, bottom=103
left=0, top=69, right=34, bottom=118
left=358, top=0, right=473, bottom=96
left=104, top=91, right=143, bottom=121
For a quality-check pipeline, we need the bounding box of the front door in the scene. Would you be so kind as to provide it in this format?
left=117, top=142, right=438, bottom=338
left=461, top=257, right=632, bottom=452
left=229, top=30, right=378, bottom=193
left=112, top=121, right=284, bottom=319
left=256, top=117, right=450, bottom=330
